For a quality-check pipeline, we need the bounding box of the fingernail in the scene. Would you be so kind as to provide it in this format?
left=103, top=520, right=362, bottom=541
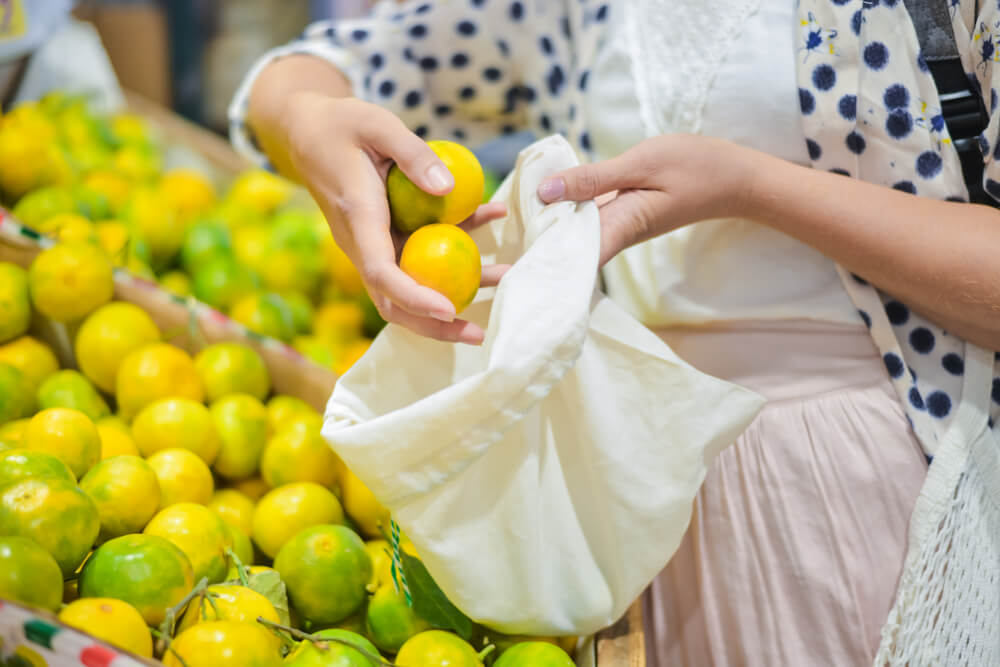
left=538, top=178, right=565, bottom=202
left=460, top=331, right=485, bottom=346
left=431, top=308, right=455, bottom=322
left=426, top=164, right=454, bottom=192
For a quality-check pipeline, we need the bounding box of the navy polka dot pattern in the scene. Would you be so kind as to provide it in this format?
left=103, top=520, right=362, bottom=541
left=793, top=0, right=999, bottom=455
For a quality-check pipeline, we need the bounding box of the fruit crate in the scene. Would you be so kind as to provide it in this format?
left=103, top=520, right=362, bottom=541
left=0, top=93, right=646, bottom=667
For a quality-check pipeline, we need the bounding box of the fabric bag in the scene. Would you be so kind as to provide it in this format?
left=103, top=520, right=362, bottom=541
left=321, top=135, right=765, bottom=636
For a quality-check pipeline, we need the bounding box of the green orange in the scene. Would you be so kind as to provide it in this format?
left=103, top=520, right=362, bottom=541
left=207, top=488, right=256, bottom=536
left=78, top=533, right=195, bottom=626
left=178, top=584, right=280, bottom=635
left=284, top=629, right=381, bottom=667
left=143, top=502, right=233, bottom=584
left=395, top=631, right=484, bottom=667
left=209, top=394, right=269, bottom=479
left=115, top=342, right=204, bottom=421
left=132, top=397, right=220, bottom=464
left=27, top=241, right=114, bottom=322
left=21, top=407, right=101, bottom=479
left=0, top=262, right=31, bottom=343
left=0, top=335, right=59, bottom=392
left=0, top=477, right=100, bottom=575
left=194, top=342, right=270, bottom=402
left=493, top=642, right=576, bottom=667
left=79, top=455, right=160, bottom=541
left=0, top=535, right=64, bottom=611
left=252, top=482, right=344, bottom=559
left=387, top=140, right=485, bottom=233
left=0, top=363, right=33, bottom=425
left=0, top=448, right=76, bottom=488
left=229, top=292, right=296, bottom=342
left=266, top=395, right=317, bottom=433
left=260, top=415, right=343, bottom=489
left=147, top=447, right=214, bottom=507
left=366, top=583, right=431, bottom=653
left=273, top=524, right=371, bottom=625
left=191, top=256, right=260, bottom=311
left=226, top=524, right=254, bottom=568
left=74, top=301, right=161, bottom=393
left=36, top=369, right=111, bottom=421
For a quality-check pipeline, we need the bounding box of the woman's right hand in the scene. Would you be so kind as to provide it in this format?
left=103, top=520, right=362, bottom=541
left=276, top=90, right=504, bottom=345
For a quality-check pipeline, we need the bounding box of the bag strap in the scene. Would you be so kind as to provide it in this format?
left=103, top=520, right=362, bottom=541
left=904, top=0, right=994, bottom=205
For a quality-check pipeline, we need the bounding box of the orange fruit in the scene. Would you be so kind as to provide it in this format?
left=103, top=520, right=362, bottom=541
left=396, top=631, right=484, bottom=667
left=493, top=641, right=575, bottom=667
left=78, top=533, right=195, bottom=626
left=229, top=475, right=270, bottom=502
left=0, top=448, right=76, bottom=487
left=273, top=524, right=371, bottom=625
left=284, top=629, right=380, bottom=667
left=259, top=415, right=342, bottom=489
left=388, top=140, right=484, bottom=233
left=27, top=242, right=114, bottom=322
left=194, top=343, right=270, bottom=403
left=163, top=621, right=282, bottom=667
left=366, top=583, right=431, bottom=653
left=207, top=488, right=256, bottom=536
left=399, top=224, right=481, bottom=313
left=0, top=535, right=64, bottom=612
left=75, top=301, right=161, bottom=394
left=147, top=448, right=215, bottom=507
left=252, top=482, right=344, bottom=559
left=177, top=584, right=280, bottom=634
left=79, top=455, right=160, bottom=542
left=132, top=398, right=220, bottom=464
left=143, top=502, right=233, bottom=584
left=115, top=343, right=204, bottom=421
left=21, top=407, right=101, bottom=479
left=58, top=598, right=154, bottom=657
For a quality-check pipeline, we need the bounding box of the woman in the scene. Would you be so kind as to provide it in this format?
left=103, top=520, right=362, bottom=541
left=231, top=1, right=1000, bottom=664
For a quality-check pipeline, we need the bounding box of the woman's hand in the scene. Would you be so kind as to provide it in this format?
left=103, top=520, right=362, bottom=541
left=537, top=134, right=758, bottom=265
left=248, top=54, right=508, bottom=345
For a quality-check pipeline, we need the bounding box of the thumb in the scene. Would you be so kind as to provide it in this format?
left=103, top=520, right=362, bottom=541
left=360, top=109, right=455, bottom=195
left=537, top=154, right=636, bottom=203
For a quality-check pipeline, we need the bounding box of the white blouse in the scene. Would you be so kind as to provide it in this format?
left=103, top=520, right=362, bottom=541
left=230, top=0, right=860, bottom=328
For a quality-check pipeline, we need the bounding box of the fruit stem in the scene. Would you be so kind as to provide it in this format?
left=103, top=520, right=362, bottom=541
left=477, top=644, right=497, bottom=661
left=150, top=628, right=190, bottom=667
left=156, top=576, right=210, bottom=653
left=225, top=547, right=251, bottom=587
left=256, top=617, right=394, bottom=666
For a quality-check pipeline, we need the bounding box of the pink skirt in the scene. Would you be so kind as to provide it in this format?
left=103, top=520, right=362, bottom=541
left=644, top=320, right=928, bottom=667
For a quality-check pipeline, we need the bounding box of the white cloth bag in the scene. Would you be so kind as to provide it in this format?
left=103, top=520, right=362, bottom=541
left=322, top=136, right=765, bottom=636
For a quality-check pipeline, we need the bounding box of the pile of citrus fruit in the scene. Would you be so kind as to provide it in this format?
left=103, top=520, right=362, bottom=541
left=0, top=246, right=574, bottom=664
left=0, top=92, right=388, bottom=375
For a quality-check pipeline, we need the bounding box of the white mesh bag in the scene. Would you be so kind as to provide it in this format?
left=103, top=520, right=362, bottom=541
left=322, top=135, right=764, bottom=636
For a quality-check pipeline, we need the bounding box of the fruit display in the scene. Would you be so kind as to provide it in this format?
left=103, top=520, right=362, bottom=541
left=0, top=244, right=576, bottom=665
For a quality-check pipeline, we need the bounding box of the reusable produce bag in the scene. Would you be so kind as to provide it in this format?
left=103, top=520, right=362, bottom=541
left=322, top=135, right=765, bottom=636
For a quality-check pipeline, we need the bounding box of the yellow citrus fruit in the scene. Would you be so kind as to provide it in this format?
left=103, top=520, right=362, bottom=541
left=115, top=343, right=204, bottom=421
left=79, top=455, right=160, bottom=542
left=396, top=631, right=484, bottom=667
left=226, top=524, right=254, bottom=568
left=366, top=583, right=431, bottom=654
left=226, top=169, right=295, bottom=214
left=252, top=482, right=344, bottom=559
left=229, top=475, right=270, bottom=501
left=112, top=143, right=161, bottom=182
left=232, top=222, right=271, bottom=271
left=194, top=342, right=270, bottom=403
left=39, top=213, right=94, bottom=243
left=335, top=339, right=372, bottom=376
left=339, top=468, right=390, bottom=539
left=93, top=219, right=132, bottom=262
left=0, top=448, right=76, bottom=488
left=11, top=185, right=75, bottom=229
left=95, top=416, right=140, bottom=458
left=147, top=448, right=214, bottom=507
left=132, top=398, right=221, bottom=464
left=284, top=629, right=380, bottom=667
left=22, top=407, right=101, bottom=479
left=493, top=642, right=575, bottom=667
left=266, top=395, right=317, bottom=433
left=293, top=335, right=338, bottom=368
left=0, top=535, right=64, bottom=612
left=365, top=539, right=393, bottom=590
left=314, top=301, right=364, bottom=343
left=28, top=242, right=114, bottom=322
left=36, top=369, right=111, bottom=421
left=0, top=477, right=100, bottom=575
left=78, top=533, right=194, bottom=626
left=274, top=524, right=371, bottom=625
left=144, top=502, right=233, bottom=584
left=282, top=290, right=314, bottom=335
left=225, top=563, right=274, bottom=580
left=160, top=270, right=193, bottom=297
left=110, top=112, right=153, bottom=145
left=209, top=394, right=269, bottom=480
left=0, top=336, right=58, bottom=392
left=229, top=292, right=297, bottom=342
left=0, top=262, right=30, bottom=344
left=388, top=140, right=485, bottom=233
left=82, top=170, right=132, bottom=215
left=260, top=415, right=343, bottom=490
left=0, top=418, right=29, bottom=450
left=0, top=363, right=33, bottom=425
left=58, top=598, right=153, bottom=657
left=178, top=584, right=280, bottom=636
left=207, top=488, right=256, bottom=536
left=76, top=301, right=161, bottom=394
left=399, top=224, right=482, bottom=313
left=159, top=168, right=217, bottom=222
left=163, top=620, right=283, bottom=667
left=122, top=187, right=181, bottom=271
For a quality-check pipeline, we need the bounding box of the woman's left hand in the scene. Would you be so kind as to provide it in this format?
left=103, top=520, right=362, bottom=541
left=537, top=134, right=761, bottom=265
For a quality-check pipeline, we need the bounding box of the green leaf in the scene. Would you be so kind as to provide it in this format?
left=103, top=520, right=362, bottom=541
left=400, top=552, right=474, bottom=640
left=246, top=570, right=291, bottom=626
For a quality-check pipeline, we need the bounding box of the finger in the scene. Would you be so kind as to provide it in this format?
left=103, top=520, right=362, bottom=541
left=459, top=202, right=507, bottom=232
left=538, top=154, right=642, bottom=203
left=358, top=108, right=454, bottom=195
left=364, top=259, right=458, bottom=322
left=594, top=190, right=660, bottom=266
left=376, top=296, right=485, bottom=345
left=480, top=264, right=511, bottom=287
